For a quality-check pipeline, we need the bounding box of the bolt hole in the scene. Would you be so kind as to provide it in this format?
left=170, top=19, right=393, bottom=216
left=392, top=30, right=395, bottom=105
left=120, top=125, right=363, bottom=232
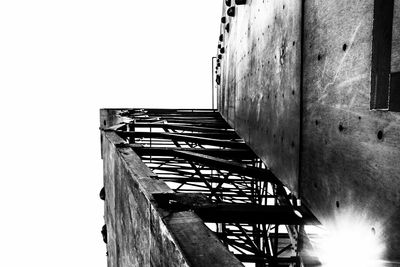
left=103, top=120, right=107, bottom=126
left=317, top=54, right=322, bottom=61
left=342, top=43, right=347, bottom=51
left=377, top=130, right=383, bottom=140
left=371, top=227, right=376, bottom=235
left=292, top=41, right=295, bottom=46
left=292, top=90, right=295, bottom=95
left=338, top=124, right=344, bottom=132
left=358, top=116, right=362, bottom=120
left=315, top=120, right=319, bottom=126
left=336, top=201, right=340, bottom=208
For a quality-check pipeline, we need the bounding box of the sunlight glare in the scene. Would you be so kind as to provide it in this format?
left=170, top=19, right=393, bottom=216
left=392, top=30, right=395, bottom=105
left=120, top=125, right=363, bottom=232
left=310, top=211, right=385, bottom=267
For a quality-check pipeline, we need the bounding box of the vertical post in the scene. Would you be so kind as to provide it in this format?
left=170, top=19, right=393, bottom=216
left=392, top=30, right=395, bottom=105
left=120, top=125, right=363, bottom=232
left=212, top=56, right=217, bottom=110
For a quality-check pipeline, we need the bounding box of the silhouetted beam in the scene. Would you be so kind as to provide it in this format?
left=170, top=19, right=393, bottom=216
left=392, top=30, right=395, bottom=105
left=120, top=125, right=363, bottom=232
left=173, top=150, right=280, bottom=183
left=234, top=254, right=299, bottom=264
left=217, top=232, right=290, bottom=239
left=194, top=204, right=314, bottom=225
left=156, top=118, right=227, bottom=125
left=154, top=132, right=238, bottom=139
left=153, top=132, right=239, bottom=139
left=130, top=123, right=234, bottom=133
left=131, top=117, right=161, bottom=122
left=140, top=116, right=223, bottom=120
left=126, top=113, right=223, bottom=120
left=135, top=108, right=217, bottom=113
left=133, top=147, right=256, bottom=159
left=153, top=193, right=311, bottom=224
left=157, top=122, right=231, bottom=128
left=148, top=113, right=222, bottom=118
left=116, top=131, right=246, bottom=148
left=131, top=122, right=230, bottom=129
left=145, top=112, right=221, bottom=118
left=155, top=177, right=256, bottom=183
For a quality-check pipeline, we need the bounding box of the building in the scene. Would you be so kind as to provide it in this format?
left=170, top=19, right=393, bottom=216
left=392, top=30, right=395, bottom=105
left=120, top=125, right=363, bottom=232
left=100, top=1, right=400, bottom=266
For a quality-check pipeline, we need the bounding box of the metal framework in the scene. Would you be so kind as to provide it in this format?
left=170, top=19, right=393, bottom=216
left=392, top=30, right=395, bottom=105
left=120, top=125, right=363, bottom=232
left=105, top=108, right=318, bottom=267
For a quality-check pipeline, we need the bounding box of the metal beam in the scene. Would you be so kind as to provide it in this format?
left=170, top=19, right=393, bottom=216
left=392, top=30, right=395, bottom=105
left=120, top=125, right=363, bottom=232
left=130, top=122, right=234, bottom=133
left=103, top=108, right=319, bottom=267
left=173, top=150, right=281, bottom=184
left=234, top=254, right=299, bottom=264
left=116, top=131, right=246, bottom=148
left=194, top=204, right=316, bottom=225
left=134, top=147, right=256, bottom=159
left=152, top=193, right=316, bottom=224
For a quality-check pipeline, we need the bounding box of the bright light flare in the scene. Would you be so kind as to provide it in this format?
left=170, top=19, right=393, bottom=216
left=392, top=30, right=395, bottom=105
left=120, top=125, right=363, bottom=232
left=308, top=211, right=385, bottom=267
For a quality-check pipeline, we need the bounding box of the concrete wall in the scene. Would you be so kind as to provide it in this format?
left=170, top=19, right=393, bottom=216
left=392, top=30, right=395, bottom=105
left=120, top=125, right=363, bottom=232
left=392, top=0, right=400, bottom=72
left=100, top=110, right=244, bottom=267
left=301, top=0, right=400, bottom=260
left=218, top=0, right=400, bottom=260
left=218, top=0, right=302, bottom=194
left=102, top=131, right=190, bottom=267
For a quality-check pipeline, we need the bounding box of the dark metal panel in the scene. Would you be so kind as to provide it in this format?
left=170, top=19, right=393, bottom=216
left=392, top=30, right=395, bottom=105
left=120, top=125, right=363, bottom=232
left=371, top=0, right=394, bottom=109
left=194, top=204, right=318, bottom=225
left=389, top=71, right=400, bottom=111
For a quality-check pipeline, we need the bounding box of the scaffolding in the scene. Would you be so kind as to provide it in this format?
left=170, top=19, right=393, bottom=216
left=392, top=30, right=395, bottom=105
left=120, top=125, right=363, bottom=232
left=104, top=108, right=319, bottom=267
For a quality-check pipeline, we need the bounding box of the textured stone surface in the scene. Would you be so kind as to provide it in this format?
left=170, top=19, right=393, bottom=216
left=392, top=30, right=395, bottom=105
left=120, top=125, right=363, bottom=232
left=217, top=0, right=400, bottom=260
left=101, top=114, right=243, bottom=266
left=218, top=0, right=302, bottom=194
left=103, top=131, right=152, bottom=266
left=301, top=0, right=400, bottom=260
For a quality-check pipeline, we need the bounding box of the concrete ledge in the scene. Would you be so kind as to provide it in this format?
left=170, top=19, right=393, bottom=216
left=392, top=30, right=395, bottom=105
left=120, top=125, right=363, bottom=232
left=164, top=211, right=244, bottom=267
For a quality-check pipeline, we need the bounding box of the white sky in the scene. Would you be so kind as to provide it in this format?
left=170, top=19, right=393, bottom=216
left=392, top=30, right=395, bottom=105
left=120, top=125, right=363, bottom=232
left=0, top=1, right=222, bottom=266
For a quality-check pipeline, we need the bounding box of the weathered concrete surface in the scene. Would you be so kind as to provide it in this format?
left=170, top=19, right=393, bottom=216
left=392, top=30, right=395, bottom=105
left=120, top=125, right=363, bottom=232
left=218, top=0, right=302, bottom=195
left=163, top=211, right=244, bottom=267
left=217, top=0, right=400, bottom=261
left=301, top=0, right=400, bottom=260
left=103, top=131, right=158, bottom=266
left=392, top=0, right=400, bottom=72
left=101, top=109, right=243, bottom=266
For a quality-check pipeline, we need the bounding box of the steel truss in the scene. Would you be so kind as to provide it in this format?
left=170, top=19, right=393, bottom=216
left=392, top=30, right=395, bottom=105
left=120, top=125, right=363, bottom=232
left=107, top=109, right=318, bottom=267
